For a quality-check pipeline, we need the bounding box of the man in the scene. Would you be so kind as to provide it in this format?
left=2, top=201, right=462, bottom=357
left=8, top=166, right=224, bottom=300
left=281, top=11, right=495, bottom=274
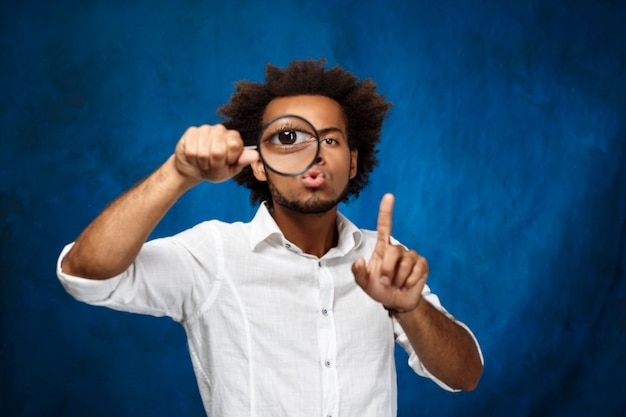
left=57, top=59, right=483, bottom=416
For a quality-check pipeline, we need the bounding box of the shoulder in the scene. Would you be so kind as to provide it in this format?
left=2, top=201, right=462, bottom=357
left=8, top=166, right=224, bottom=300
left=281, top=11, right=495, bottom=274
left=168, top=219, right=251, bottom=247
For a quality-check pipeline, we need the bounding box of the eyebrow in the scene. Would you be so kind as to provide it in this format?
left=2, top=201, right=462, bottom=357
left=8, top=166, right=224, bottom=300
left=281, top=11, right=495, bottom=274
left=317, top=127, right=346, bottom=137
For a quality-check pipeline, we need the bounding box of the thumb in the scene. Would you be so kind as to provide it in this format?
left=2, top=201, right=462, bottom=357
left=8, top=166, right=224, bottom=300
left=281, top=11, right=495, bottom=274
left=236, top=148, right=260, bottom=167
left=352, top=257, right=369, bottom=290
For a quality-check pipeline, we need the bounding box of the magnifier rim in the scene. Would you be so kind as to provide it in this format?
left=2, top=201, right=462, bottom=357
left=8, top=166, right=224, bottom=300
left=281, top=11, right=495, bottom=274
left=257, top=114, right=321, bottom=177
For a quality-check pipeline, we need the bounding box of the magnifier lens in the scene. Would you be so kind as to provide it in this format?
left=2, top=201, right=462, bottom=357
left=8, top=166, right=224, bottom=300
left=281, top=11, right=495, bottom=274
left=258, top=115, right=320, bottom=176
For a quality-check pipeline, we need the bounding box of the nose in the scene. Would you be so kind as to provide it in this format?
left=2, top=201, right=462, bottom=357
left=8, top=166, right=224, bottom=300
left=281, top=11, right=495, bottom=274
left=314, top=153, right=324, bottom=165
left=314, top=143, right=325, bottom=165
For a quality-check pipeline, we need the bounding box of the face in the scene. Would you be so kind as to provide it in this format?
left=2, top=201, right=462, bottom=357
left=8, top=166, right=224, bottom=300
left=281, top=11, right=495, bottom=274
left=251, top=95, right=358, bottom=214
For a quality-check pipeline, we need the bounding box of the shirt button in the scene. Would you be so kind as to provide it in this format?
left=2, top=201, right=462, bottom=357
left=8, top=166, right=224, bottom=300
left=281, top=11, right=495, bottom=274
left=322, top=308, right=328, bottom=316
left=285, top=243, right=291, bottom=249
left=325, top=361, right=331, bottom=368
left=318, top=261, right=322, bottom=267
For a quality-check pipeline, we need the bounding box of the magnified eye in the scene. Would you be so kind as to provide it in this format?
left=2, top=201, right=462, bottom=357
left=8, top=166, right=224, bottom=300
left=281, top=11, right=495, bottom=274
left=257, top=115, right=321, bottom=175
left=269, top=129, right=314, bottom=146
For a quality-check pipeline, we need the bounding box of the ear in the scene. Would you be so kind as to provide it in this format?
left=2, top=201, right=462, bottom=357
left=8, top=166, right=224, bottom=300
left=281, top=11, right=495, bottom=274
left=349, top=149, right=358, bottom=179
left=251, top=159, right=267, bottom=181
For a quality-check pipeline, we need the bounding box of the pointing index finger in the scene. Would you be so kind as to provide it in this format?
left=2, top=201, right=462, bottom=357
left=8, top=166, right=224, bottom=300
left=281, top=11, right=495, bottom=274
left=376, top=193, right=395, bottom=247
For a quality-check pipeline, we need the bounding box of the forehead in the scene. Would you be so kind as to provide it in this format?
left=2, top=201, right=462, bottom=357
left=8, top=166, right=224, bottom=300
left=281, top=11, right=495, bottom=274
left=262, top=95, right=347, bottom=129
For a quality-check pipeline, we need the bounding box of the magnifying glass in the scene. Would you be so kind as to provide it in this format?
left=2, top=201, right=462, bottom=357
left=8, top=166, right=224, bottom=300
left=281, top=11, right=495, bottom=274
left=245, top=114, right=320, bottom=176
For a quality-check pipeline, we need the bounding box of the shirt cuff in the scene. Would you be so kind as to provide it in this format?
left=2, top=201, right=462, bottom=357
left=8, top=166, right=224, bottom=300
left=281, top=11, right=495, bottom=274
left=56, top=243, right=125, bottom=303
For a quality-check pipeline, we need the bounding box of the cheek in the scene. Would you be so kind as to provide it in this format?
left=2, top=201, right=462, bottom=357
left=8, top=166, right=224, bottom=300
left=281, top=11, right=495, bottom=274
left=266, top=172, right=293, bottom=189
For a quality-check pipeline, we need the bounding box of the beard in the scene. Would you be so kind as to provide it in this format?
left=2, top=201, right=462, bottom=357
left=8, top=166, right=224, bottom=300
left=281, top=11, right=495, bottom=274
left=267, top=177, right=350, bottom=214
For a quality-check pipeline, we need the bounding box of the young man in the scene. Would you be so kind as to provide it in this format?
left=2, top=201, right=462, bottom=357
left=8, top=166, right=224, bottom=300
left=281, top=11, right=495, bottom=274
left=57, top=59, right=483, bottom=416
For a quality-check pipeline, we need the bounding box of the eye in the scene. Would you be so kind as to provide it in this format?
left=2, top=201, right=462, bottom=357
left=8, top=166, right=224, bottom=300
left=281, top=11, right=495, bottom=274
left=268, top=129, right=315, bottom=147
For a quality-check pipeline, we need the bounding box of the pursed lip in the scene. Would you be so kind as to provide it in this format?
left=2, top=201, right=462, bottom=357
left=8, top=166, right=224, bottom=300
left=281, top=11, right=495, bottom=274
left=301, top=168, right=326, bottom=188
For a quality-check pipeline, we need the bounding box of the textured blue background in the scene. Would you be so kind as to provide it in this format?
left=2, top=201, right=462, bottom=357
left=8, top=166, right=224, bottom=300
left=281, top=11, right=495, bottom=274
left=2, top=0, right=625, bottom=416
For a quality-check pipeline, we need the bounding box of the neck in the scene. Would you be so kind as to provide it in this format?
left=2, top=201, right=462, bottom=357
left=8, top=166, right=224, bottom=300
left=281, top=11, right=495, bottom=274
left=271, top=204, right=339, bottom=258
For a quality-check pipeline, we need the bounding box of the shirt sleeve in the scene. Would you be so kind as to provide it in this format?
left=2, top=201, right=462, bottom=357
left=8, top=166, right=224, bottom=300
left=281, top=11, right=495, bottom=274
left=392, top=285, right=484, bottom=392
left=56, top=233, right=219, bottom=322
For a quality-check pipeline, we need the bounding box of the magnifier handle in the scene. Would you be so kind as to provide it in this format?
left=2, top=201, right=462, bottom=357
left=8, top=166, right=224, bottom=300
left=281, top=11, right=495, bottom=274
left=243, top=145, right=258, bottom=150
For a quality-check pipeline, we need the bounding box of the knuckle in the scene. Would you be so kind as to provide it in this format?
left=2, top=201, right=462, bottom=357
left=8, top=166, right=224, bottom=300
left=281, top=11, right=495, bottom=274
left=399, top=257, right=414, bottom=272
left=225, top=128, right=242, bottom=141
left=211, top=146, right=227, bottom=160
left=418, top=256, right=429, bottom=272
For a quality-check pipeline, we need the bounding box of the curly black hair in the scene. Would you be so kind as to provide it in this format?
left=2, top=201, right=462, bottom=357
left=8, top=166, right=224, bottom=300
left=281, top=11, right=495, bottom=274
left=216, top=59, right=392, bottom=205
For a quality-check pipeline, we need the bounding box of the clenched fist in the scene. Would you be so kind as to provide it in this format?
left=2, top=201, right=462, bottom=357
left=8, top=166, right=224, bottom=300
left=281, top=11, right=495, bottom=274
left=174, top=124, right=259, bottom=183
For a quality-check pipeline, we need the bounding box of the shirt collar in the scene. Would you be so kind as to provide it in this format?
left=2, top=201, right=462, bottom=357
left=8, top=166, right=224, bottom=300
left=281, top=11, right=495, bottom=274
left=249, top=202, right=364, bottom=257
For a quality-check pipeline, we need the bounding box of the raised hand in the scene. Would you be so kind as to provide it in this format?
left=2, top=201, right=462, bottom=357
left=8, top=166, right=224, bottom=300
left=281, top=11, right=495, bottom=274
left=174, top=124, right=259, bottom=183
left=352, top=193, right=428, bottom=314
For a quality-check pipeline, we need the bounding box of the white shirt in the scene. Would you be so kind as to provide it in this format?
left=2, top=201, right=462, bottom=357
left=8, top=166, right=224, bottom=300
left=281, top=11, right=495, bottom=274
left=57, top=204, right=477, bottom=417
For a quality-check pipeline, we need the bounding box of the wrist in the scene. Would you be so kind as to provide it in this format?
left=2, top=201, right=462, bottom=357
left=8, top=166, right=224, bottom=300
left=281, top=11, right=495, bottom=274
left=160, top=155, right=202, bottom=193
left=384, top=296, right=422, bottom=318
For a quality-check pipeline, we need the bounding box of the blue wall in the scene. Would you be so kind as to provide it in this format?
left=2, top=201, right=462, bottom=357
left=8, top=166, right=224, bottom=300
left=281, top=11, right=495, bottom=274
left=2, top=0, right=625, bottom=416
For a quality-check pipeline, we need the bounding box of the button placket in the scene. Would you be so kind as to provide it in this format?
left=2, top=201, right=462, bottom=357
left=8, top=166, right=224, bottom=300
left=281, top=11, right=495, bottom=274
left=317, top=260, right=338, bottom=415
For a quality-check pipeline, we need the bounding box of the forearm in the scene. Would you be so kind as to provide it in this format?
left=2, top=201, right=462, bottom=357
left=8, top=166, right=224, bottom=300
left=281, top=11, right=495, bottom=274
left=395, top=299, right=483, bottom=391
left=62, top=156, right=199, bottom=279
